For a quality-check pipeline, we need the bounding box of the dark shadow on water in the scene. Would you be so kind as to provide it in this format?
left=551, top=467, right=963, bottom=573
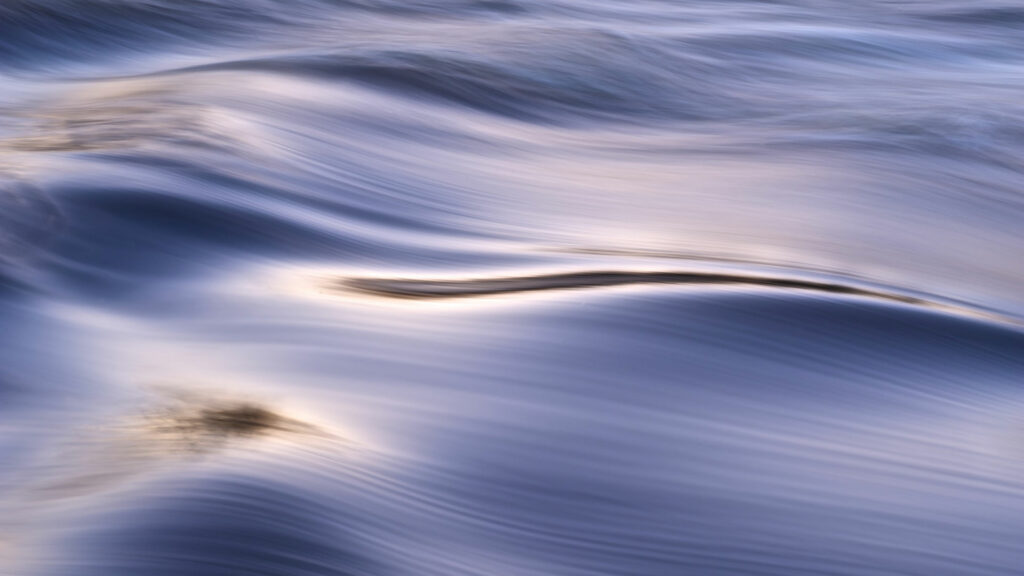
left=340, top=269, right=1019, bottom=327
left=21, top=392, right=333, bottom=506
left=147, top=398, right=327, bottom=454
left=343, top=270, right=930, bottom=301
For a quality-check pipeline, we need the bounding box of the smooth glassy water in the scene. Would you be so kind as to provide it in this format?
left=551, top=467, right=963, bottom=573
left=2, top=1, right=1024, bottom=574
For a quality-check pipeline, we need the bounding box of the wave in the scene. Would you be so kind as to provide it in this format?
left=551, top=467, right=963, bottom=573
left=39, top=475, right=378, bottom=576
left=3, top=1, right=1024, bottom=575
left=0, top=0, right=529, bottom=71
left=149, top=32, right=750, bottom=124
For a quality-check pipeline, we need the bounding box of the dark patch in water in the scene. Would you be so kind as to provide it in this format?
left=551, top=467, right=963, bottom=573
left=147, top=397, right=324, bottom=454
left=18, top=396, right=328, bottom=509
left=196, top=404, right=285, bottom=435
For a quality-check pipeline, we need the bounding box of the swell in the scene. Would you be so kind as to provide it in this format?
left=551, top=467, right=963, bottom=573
left=0, top=0, right=528, bottom=71
left=0, top=0, right=268, bottom=67
left=30, top=476, right=380, bottom=576
left=147, top=37, right=739, bottom=124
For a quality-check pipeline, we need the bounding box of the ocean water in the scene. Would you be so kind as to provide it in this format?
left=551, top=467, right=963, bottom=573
left=2, top=1, right=1024, bottom=574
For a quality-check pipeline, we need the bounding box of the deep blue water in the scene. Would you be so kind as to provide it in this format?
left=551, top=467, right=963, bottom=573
left=2, top=1, right=1024, bottom=574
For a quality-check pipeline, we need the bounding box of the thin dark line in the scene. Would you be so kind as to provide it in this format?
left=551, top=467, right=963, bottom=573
left=342, top=271, right=922, bottom=302
left=340, top=270, right=1021, bottom=328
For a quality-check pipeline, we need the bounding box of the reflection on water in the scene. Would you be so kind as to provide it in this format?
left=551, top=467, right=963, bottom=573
left=2, top=0, right=1024, bottom=575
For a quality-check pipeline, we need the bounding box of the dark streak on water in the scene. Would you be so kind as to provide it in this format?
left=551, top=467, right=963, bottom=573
left=2, top=1, right=1024, bottom=575
left=344, top=270, right=939, bottom=301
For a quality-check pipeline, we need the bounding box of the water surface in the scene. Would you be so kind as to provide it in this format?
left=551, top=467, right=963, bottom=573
left=2, top=1, right=1024, bottom=574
